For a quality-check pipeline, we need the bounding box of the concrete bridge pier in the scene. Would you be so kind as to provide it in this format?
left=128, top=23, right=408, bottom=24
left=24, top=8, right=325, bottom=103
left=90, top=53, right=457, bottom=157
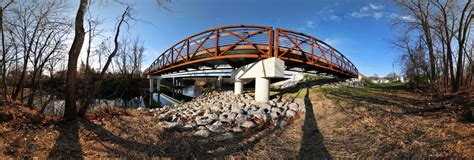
left=234, top=79, right=243, bottom=95
left=149, top=76, right=161, bottom=108
left=231, top=57, right=285, bottom=102
left=171, top=77, right=175, bottom=98
left=255, top=77, right=270, bottom=102
left=217, top=76, right=223, bottom=90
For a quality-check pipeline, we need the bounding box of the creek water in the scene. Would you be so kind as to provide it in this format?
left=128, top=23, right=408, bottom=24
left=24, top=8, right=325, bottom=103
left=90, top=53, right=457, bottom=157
left=33, top=85, right=201, bottom=116
left=182, top=85, right=201, bottom=98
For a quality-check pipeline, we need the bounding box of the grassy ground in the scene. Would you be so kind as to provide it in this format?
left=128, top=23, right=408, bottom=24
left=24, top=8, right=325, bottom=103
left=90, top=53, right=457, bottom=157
left=0, top=78, right=473, bottom=158
left=277, top=78, right=473, bottom=158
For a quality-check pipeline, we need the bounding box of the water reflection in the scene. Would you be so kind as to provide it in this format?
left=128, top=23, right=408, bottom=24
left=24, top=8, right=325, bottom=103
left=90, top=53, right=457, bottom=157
left=182, top=85, right=201, bottom=98
left=34, top=94, right=176, bottom=116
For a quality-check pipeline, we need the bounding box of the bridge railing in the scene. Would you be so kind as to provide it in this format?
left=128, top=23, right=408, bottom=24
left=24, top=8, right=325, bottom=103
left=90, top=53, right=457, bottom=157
left=275, top=29, right=358, bottom=76
left=145, top=25, right=358, bottom=77
left=146, top=25, right=273, bottom=74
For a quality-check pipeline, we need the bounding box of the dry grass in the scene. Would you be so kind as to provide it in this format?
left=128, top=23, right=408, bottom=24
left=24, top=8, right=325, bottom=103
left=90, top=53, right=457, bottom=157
left=0, top=80, right=473, bottom=158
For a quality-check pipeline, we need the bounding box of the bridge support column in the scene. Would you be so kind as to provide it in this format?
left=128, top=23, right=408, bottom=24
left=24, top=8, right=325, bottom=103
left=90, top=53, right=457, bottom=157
left=234, top=79, right=243, bottom=95
left=255, top=77, right=269, bottom=102
left=171, top=77, right=175, bottom=98
left=156, top=77, right=161, bottom=107
left=149, top=78, right=154, bottom=107
left=217, top=76, right=223, bottom=90
left=231, top=57, right=285, bottom=102
left=148, top=76, right=161, bottom=108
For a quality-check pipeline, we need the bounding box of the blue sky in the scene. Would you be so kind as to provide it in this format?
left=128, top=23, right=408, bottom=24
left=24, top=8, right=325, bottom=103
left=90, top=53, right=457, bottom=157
left=87, top=0, right=407, bottom=76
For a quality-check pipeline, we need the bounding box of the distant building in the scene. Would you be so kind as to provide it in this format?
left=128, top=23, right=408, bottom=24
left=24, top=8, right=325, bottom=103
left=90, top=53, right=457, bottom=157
left=371, top=78, right=390, bottom=83
left=368, top=73, right=406, bottom=84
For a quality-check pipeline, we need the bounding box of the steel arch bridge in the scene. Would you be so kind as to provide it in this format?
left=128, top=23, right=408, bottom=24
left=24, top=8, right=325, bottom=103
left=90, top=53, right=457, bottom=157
left=145, top=25, right=358, bottom=78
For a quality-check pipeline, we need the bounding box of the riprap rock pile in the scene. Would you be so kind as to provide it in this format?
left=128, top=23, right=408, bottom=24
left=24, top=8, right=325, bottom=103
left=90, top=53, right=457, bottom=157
left=151, top=91, right=305, bottom=138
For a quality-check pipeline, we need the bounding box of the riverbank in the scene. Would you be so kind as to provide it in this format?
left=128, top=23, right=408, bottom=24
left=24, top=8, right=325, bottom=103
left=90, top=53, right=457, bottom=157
left=0, top=78, right=472, bottom=158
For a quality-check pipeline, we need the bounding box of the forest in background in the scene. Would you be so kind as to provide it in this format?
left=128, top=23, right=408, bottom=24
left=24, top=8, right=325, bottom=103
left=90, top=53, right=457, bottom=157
left=393, top=0, right=473, bottom=93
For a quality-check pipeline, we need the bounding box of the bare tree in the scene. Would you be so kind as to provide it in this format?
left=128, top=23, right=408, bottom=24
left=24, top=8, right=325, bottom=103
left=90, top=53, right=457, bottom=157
left=394, top=0, right=474, bottom=93
left=5, top=1, right=64, bottom=102
left=26, top=26, right=69, bottom=108
left=453, top=0, right=473, bottom=91
left=64, top=0, right=89, bottom=120
left=395, top=0, right=438, bottom=84
left=77, top=6, right=131, bottom=117
left=1, top=0, right=14, bottom=100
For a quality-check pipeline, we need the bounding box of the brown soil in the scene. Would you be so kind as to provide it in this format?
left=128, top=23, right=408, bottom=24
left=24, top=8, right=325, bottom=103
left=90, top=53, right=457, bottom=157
left=0, top=83, right=472, bottom=158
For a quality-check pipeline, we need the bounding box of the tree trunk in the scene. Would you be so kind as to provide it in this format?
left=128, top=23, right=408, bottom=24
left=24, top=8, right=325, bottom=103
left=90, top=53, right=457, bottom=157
left=453, top=0, right=472, bottom=92
left=1, top=8, right=7, bottom=100
left=26, top=69, right=38, bottom=108
left=64, top=0, right=88, bottom=120
left=1, top=1, right=13, bottom=101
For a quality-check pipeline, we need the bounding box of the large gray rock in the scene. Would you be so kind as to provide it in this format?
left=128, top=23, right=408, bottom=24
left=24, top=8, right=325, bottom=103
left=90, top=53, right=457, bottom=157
left=268, top=100, right=276, bottom=106
left=204, top=113, right=218, bottom=120
left=181, top=124, right=194, bottom=131
left=159, top=121, right=179, bottom=129
left=223, top=132, right=234, bottom=140
left=210, top=105, right=220, bottom=111
left=298, top=102, right=306, bottom=112
left=286, top=110, right=296, bottom=117
left=232, top=126, right=243, bottom=133
left=231, top=106, right=244, bottom=114
left=207, top=121, right=225, bottom=133
left=288, top=103, right=299, bottom=111
left=255, top=112, right=271, bottom=123
left=219, top=112, right=236, bottom=123
left=276, top=102, right=285, bottom=108
left=195, top=116, right=212, bottom=126
left=271, top=107, right=283, bottom=114
left=235, top=113, right=249, bottom=122
left=228, top=112, right=238, bottom=119
left=270, top=112, right=279, bottom=119
left=259, top=103, right=272, bottom=111
left=240, top=120, right=256, bottom=128
left=195, top=129, right=210, bottom=137
left=247, top=110, right=257, bottom=116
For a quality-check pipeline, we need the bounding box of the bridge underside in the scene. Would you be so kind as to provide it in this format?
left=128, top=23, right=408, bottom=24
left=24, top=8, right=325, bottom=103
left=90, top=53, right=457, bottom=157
left=146, top=25, right=359, bottom=104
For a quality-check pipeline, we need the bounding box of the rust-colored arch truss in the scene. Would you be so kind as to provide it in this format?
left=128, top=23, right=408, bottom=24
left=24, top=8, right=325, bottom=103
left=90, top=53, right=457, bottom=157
left=145, top=25, right=358, bottom=78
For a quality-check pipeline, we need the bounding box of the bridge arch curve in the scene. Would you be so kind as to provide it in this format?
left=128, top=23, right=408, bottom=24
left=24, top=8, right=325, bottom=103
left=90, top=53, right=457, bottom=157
left=145, top=25, right=358, bottom=78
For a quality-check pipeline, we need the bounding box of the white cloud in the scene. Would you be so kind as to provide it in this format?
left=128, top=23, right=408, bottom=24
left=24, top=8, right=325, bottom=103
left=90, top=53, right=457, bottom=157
left=369, top=3, right=384, bottom=10
left=373, top=12, right=384, bottom=19
left=361, top=6, right=370, bottom=11
left=350, top=11, right=370, bottom=18
left=328, top=15, right=341, bottom=21
left=298, top=20, right=315, bottom=30
left=399, top=15, right=415, bottom=21
left=323, top=38, right=341, bottom=47
left=389, top=13, right=416, bottom=22
left=349, top=3, right=386, bottom=20
left=305, top=20, right=314, bottom=28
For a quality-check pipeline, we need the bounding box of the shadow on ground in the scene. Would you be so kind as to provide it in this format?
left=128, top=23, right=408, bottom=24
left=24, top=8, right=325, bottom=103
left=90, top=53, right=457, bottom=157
left=298, top=87, right=331, bottom=159
left=273, top=77, right=339, bottom=101
left=48, top=122, right=83, bottom=159
left=322, top=85, right=469, bottom=117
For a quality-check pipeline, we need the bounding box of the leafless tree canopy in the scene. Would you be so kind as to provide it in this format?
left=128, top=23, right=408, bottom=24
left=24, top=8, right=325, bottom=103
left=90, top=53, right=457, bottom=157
left=0, top=0, right=157, bottom=119
left=393, top=0, right=473, bottom=93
